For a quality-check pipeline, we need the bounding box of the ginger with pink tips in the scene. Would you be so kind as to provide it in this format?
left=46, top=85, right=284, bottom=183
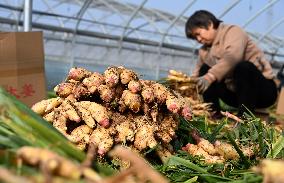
left=141, top=86, right=155, bottom=103
left=128, top=80, right=142, bottom=93
left=121, top=90, right=141, bottom=113
left=98, top=84, right=115, bottom=102
left=119, top=67, right=138, bottom=84
left=54, top=82, right=75, bottom=98
left=67, top=67, right=91, bottom=81
left=166, top=95, right=181, bottom=114
left=67, top=125, right=92, bottom=143
left=152, top=83, right=170, bottom=104
left=82, top=72, right=105, bottom=93
left=104, top=66, right=120, bottom=87
left=88, top=102, right=110, bottom=128
left=89, top=126, right=115, bottom=156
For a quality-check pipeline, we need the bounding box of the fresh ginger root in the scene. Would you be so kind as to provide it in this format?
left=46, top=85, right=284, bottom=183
left=72, top=83, right=90, bottom=99
left=141, top=86, right=155, bottom=103
left=43, top=111, right=55, bottom=123
left=156, top=144, right=173, bottom=164
left=190, top=130, right=216, bottom=155
left=89, top=126, right=115, bottom=156
left=106, top=145, right=169, bottom=183
left=31, top=99, right=49, bottom=115
left=79, top=101, right=110, bottom=128
left=119, top=67, right=138, bottom=85
left=74, top=102, right=96, bottom=128
left=82, top=72, right=105, bottom=93
left=66, top=125, right=92, bottom=143
left=182, top=143, right=225, bottom=164
left=185, top=130, right=242, bottom=163
left=112, top=112, right=136, bottom=143
left=89, top=102, right=111, bottom=128
left=152, top=83, right=170, bottom=104
left=67, top=67, right=91, bottom=81
left=54, top=82, right=75, bottom=98
left=17, top=146, right=81, bottom=179
left=98, top=84, right=115, bottom=102
left=133, top=116, right=158, bottom=151
left=252, top=159, right=284, bottom=183
left=31, top=66, right=194, bottom=158
left=128, top=80, right=142, bottom=94
left=121, top=90, right=142, bottom=113
left=156, top=115, right=179, bottom=143
left=214, top=140, right=239, bottom=160
left=104, top=66, right=120, bottom=87
left=52, top=107, right=68, bottom=135
left=61, top=100, right=81, bottom=123
left=32, top=97, right=62, bottom=116
left=166, top=94, right=181, bottom=114
left=0, top=167, right=33, bottom=183
left=16, top=145, right=102, bottom=182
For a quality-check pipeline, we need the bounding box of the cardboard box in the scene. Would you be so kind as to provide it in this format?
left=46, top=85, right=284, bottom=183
left=0, top=31, right=46, bottom=107
left=276, top=87, right=284, bottom=115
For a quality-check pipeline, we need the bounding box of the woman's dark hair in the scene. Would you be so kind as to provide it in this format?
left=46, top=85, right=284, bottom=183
left=185, top=10, right=222, bottom=39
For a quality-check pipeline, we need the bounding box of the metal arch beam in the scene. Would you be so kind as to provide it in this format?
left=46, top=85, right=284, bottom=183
left=4, top=0, right=19, bottom=30
left=265, top=37, right=283, bottom=51
left=61, top=0, right=185, bottom=35
left=87, top=0, right=142, bottom=59
left=218, top=0, right=242, bottom=18
left=274, top=41, right=284, bottom=56
left=49, top=0, right=79, bottom=26
left=158, top=0, right=196, bottom=50
left=69, top=0, right=92, bottom=68
left=34, top=0, right=65, bottom=28
left=5, top=0, right=21, bottom=30
left=146, top=7, right=184, bottom=35
left=250, top=32, right=279, bottom=50
left=82, top=8, right=111, bottom=46
left=121, top=3, right=166, bottom=40
left=257, top=32, right=283, bottom=47
left=97, top=11, right=115, bottom=22
left=33, top=0, right=65, bottom=22
left=95, top=0, right=127, bottom=24
left=242, top=0, right=280, bottom=28
left=84, top=12, right=109, bottom=34
left=262, top=34, right=283, bottom=48
left=41, top=0, right=69, bottom=41
left=257, top=16, right=284, bottom=44
left=1, top=16, right=283, bottom=59
left=0, top=3, right=169, bottom=39
left=74, top=0, right=92, bottom=32
left=95, top=0, right=144, bottom=42
left=116, top=1, right=169, bottom=51
left=124, top=19, right=163, bottom=37
left=32, top=0, right=79, bottom=38
left=118, top=0, right=147, bottom=50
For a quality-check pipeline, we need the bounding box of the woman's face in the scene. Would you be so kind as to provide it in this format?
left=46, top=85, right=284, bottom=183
left=191, top=22, right=217, bottom=46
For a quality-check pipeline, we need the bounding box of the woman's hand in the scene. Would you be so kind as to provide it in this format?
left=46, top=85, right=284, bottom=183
left=196, top=76, right=211, bottom=93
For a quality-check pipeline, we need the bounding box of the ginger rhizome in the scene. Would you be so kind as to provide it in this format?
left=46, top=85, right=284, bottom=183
left=32, top=66, right=192, bottom=159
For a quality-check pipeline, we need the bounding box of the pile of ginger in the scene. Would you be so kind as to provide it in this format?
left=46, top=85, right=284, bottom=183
left=182, top=130, right=254, bottom=164
left=32, top=66, right=193, bottom=157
